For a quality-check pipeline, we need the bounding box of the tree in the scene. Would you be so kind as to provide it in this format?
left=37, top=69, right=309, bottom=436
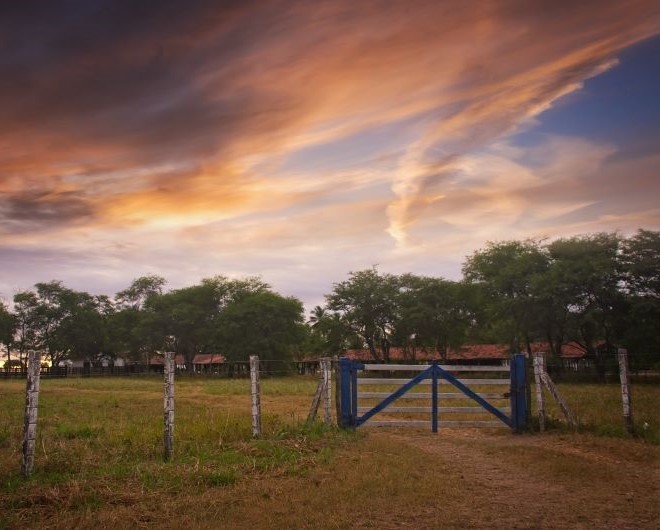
left=141, top=283, right=218, bottom=369
left=463, top=240, right=548, bottom=354
left=111, top=276, right=168, bottom=363
left=11, top=282, right=108, bottom=366
left=396, top=275, right=473, bottom=361
left=546, top=233, right=625, bottom=377
left=620, top=229, right=660, bottom=300
left=619, top=230, right=660, bottom=368
left=139, top=276, right=273, bottom=370
left=0, top=302, right=16, bottom=366
left=12, top=291, right=41, bottom=366
left=326, top=268, right=400, bottom=361
left=307, top=306, right=351, bottom=355
left=115, top=275, right=166, bottom=310
left=217, top=292, right=306, bottom=364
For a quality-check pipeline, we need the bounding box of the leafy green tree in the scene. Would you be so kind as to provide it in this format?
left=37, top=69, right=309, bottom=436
left=115, top=275, right=166, bottom=310
left=111, top=275, right=167, bottom=363
left=143, top=282, right=219, bottom=369
left=396, top=275, right=474, bottom=361
left=12, top=291, right=40, bottom=366
left=12, top=282, right=108, bottom=366
left=0, top=302, right=16, bottom=366
left=307, top=306, right=352, bottom=355
left=139, top=276, right=272, bottom=369
left=326, top=268, right=400, bottom=361
left=217, top=292, right=306, bottom=364
left=463, top=240, right=548, bottom=354
left=620, top=229, right=660, bottom=300
left=546, top=233, right=625, bottom=377
left=619, top=230, right=660, bottom=368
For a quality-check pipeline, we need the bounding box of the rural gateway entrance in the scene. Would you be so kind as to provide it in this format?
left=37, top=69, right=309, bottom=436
left=339, top=354, right=528, bottom=432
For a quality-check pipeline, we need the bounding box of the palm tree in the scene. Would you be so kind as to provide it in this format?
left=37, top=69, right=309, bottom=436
left=308, top=305, right=327, bottom=328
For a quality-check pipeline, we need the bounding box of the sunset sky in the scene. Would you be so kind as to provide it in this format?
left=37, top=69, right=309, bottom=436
left=1, top=1, right=659, bottom=310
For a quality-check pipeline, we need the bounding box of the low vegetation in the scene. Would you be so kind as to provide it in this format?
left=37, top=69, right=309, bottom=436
left=539, top=382, right=660, bottom=443
left=1, top=376, right=658, bottom=528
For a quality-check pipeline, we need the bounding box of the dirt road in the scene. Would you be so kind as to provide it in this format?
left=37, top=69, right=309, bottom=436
left=372, top=429, right=660, bottom=529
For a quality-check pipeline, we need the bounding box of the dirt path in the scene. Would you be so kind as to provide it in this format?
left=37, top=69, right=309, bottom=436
left=376, top=429, right=660, bottom=529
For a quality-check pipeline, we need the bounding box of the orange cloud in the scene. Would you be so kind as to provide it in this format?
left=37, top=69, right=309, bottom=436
left=1, top=1, right=659, bottom=303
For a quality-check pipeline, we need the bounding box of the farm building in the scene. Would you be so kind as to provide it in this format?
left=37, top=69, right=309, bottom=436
left=341, top=341, right=589, bottom=367
left=191, top=354, right=226, bottom=373
left=148, top=354, right=187, bottom=371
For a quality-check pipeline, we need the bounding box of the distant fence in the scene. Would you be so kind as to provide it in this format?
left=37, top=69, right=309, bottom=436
left=2, top=357, right=657, bottom=383
left=1, top=360, right=323, bottom=379
left=545, top=357, right=660, bottom=384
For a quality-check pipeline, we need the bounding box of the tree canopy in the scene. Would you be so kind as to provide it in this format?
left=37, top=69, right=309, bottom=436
left=1, top=229, right=658, bottom=370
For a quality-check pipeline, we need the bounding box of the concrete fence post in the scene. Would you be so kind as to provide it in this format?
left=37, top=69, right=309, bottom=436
left=532, top=352, right=546, bottom=432
left=617, top=348, right=634, bottom=434
left=250, top=355, right=262, bottom=437
left=163, top=351, right=175, bottom=461
left=321, top=357, right=332, bottom=425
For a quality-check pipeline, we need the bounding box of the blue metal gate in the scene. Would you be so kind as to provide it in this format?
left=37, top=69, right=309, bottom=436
left=339, top=354, right=527, bottom=432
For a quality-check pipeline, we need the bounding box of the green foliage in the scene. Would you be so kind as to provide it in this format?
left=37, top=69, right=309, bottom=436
left=463, top=239, right=548, bottom=352
left=326, top=267, right=401, bottom=360
left=396, top=275, right=476, bottom=360
left=0, top=302, right=15, bottom=350
left=217, top=292, right=306, bottom=362
left=1, top=228, right=657, bottom=369
left=115, top=275, right=166, bottom=310
left=620, top=229, right=660, bottom=300
left=11, top=282, right=111, bottom=366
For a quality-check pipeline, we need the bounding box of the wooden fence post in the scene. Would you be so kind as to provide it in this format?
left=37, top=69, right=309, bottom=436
left=321, top=358, right=332, bottom=425
left=617, top=348, right=634, bottom=434
left=532, top=352, right=546, bottom=432
left=22, top=350, right=41, bottom=478
left=250, top=355, right=262, bottom=437
left=307, top=360, right=324, bottom=424
left=540, top=372, right=577, bottom=429
left=163, top=351, right=175, bottom=461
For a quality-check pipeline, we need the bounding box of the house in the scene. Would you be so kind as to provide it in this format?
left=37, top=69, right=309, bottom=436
left=149, top=354, right=187, bottom=371
left=192, top=354, right=226, bottom=373
left=59, top=355, right=128, bottom=369
left=341, top=342, right=589, bottom=366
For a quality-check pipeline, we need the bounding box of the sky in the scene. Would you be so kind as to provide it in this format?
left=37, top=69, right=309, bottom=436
left=1, top=0, right=659, bottom=311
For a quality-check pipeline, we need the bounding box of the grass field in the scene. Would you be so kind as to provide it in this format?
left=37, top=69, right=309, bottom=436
left=1, top=376, right=658, bottom=529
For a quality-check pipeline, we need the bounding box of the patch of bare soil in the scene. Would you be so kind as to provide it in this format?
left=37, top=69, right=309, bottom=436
left=379, top=429, right=660, bottom=530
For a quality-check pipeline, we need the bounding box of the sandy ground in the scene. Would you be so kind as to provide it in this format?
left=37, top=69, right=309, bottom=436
left=372, top=428, right=660, bottom=530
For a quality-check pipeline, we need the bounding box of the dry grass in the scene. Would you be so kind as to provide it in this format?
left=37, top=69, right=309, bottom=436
left=1, top=376, right=658, bottom=529
left=533, top=382, right=660, bottom=443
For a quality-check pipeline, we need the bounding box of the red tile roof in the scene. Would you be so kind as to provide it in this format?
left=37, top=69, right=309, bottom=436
left=149, top=354, right=186, bottom=365
left=341, top=342, right=588, bottom=362
left=192, top=354, right=226, bottom=365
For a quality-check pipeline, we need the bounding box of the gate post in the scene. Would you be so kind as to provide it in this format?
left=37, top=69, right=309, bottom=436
left=339, top=358, right=353, bottom=428
left=350, top=362, right=358, bottom=426
left=510, top=354, right=528, bottom=433
left=431, top=363, right=439, bottom=433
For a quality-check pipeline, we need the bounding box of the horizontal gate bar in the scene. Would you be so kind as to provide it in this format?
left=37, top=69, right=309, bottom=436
left=363, top=420, right=506, bottom=428
left=365, top=420, right=431, bottom=427
left=357, top=406, right=511, bottom=414
left=362, top=364, right=509, bottom=372
left=359, top=392, right=508, bottom=399
left=358, top=378, right=509, bottom=385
